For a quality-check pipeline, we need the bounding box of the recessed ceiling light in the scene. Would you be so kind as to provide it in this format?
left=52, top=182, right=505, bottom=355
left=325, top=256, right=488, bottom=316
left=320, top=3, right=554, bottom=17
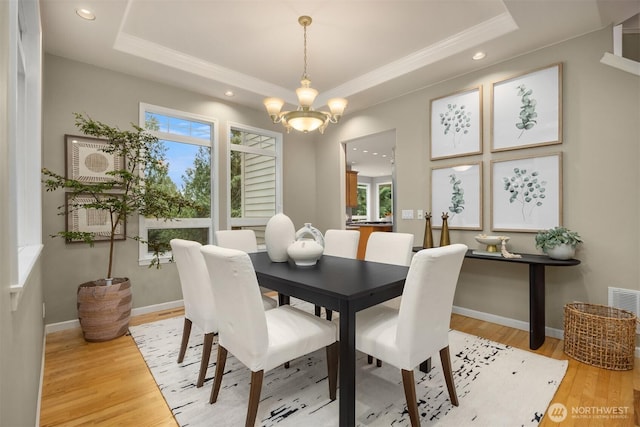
left=224, top=90, right=234, bottom=97
left=362, top=150, right=368, bottom=153
left=76, top=8, right=96, bottom=20
left=373, top=152, right=378, bottom=155
left=352, top=147, right=357, bottom=150
left=472, top=51, right=486, bottom=61
left=382, top=154, right=387, bottom=158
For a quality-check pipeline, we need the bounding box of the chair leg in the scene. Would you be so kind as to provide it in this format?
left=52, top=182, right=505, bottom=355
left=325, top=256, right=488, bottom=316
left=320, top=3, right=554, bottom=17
left=376, top=359, right=382, bottom=367
left=177, top=318, right=192, bottom=363
left=209, top=345, right=228, bottom=404
left=439, top=346, right=459, bottom=406
left=401, top=369, right=420, bottom=427
left=246, top=370, right=264, bottom=427
left=197, top=333, right=215, bottom=388
left=325, top=342, right=339, bottom=401
left=314, top=305, right=322, bottom=317
left=367, top=355, right=373, bottom=364
left=326, top=309, right=333, bottom=321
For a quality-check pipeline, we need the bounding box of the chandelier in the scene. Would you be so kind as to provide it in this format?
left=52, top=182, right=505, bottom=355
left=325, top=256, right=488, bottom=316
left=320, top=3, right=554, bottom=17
left=263, top=16, right=347, bottom=134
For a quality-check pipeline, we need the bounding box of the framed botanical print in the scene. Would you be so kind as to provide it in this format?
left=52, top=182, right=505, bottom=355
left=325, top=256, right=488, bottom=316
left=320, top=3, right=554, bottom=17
left=431, top=162, right=482, bottom=230
left=65, top=193, right=126, bottom=243
left=430, top=86, right=483, bottom=160
left=65, top=134, right=124, bottom=184
left=491, top=153, right=562, bottom=232
left=491, top=63, right=562, bottom=152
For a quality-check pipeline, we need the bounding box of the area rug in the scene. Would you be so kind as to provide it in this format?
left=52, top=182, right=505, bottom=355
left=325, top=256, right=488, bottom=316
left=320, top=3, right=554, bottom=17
left=130, top=308, right=567, bottom=426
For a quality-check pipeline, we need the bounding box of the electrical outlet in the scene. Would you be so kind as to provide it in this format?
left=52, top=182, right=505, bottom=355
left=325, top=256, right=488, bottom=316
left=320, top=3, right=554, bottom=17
left=401, top=209, right=414, bottom=219
left=417, top=209, right=424, bottom=219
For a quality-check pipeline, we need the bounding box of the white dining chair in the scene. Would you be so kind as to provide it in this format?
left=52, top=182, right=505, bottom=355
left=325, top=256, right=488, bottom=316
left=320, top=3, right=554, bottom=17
left=323, top=229, right=360, bottom=258
left=364, top=231, right=415, bottom=365
left=170, top=238, right=276, bottom=388
left=355, top=243, right=467, bottom=427
left=215, top=229, right=258, bottom=253
left=317, top=229, right=360, bottom=319
left=215, top=229, right=277, bottom=307
left=200, top=245, right=338, bottom=427
left=364, top=231, right=414, bottom=267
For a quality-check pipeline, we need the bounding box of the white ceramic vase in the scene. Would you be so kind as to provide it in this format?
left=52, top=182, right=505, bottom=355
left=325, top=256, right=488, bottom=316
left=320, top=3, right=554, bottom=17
left=546, top=243, right=575, bottom=260
left=295, top=223, right=325, bottom=248
left=265, top=213, right=296, bottom=262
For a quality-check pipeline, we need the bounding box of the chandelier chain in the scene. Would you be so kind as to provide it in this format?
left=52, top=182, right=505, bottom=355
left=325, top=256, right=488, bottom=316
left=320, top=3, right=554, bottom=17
left=302, top=22, right=309, bottom=80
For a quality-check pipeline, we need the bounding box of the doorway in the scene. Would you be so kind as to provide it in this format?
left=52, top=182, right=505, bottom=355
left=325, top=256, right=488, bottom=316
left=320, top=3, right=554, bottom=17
left=344, top=130, right=396, bottom=225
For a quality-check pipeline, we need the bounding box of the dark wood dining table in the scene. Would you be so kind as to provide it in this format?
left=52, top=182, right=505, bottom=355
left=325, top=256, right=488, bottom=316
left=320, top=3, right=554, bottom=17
left=248, top=251, right=409, bottom=427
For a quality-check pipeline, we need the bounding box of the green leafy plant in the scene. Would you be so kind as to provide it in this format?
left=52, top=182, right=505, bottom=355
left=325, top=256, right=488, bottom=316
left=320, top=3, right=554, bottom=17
left=42, top=113, right=195, bottom=279
left=439, top=103, right=471, bottom=146
left=515, top=84, right=537, bottom=138
left=502, top=167, right=546, bottom=220
left=535, top=226, right=583, bottom=251
left=448, top=174, right=465, bottom=217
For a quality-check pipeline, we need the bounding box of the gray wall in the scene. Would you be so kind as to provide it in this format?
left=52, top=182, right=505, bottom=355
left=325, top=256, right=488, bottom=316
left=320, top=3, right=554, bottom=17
left=42, top=54, right=318, bottom=324
left=0, top=2, right=45, bottom=425
left=315, top=26, right=640, bottom=330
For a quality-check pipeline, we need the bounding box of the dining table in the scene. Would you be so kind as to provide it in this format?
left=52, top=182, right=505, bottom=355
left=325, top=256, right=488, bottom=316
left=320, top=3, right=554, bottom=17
left=248, top=251, right=409, bottom=427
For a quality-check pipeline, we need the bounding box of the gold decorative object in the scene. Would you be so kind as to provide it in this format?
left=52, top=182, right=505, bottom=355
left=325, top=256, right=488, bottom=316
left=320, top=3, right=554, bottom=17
left=423, top=212, right=433, bottom=248
left=439, top=212, right=450, bottom=247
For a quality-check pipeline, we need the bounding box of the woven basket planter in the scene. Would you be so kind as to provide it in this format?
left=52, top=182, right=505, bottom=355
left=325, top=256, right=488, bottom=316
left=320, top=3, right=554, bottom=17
left=563, top=303, right=637, bottom=371
left=77, top=278, right=132, bottom=342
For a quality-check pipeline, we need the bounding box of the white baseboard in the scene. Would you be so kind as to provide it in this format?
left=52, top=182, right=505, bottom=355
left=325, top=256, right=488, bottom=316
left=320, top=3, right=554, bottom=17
left=453, top=305, right=640, bottom=358
left=44, top=299, right=184, bottom=335
left=452, top=305, right=563, bottom=341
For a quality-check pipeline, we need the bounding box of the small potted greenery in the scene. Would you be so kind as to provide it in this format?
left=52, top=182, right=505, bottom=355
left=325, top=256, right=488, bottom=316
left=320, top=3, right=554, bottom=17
left=535, top=226, right=582, bottom=260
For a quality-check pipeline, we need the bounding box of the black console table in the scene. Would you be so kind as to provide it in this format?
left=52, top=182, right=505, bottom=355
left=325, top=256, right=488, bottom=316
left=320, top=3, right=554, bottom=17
left=414, top=247, right=580, bottom=350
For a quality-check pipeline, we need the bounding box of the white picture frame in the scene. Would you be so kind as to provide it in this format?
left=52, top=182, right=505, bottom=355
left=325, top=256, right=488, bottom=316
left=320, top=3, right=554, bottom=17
left=430, top=86, right=483, bottom=160
left=431, top=162, right=482, bottom=230
left=491, top=153, right=562, bottom=232
left=491, top=63, right=562, bottom=152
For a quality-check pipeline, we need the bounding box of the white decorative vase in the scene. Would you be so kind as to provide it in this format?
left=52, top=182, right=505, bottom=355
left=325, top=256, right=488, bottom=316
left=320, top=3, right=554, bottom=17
left=546, top=244, right=575, bottom=260
left=265, top=213, right=296, bottom=262
left=295, top=223, right=325, bottom=248
left=287, top=240, right=324, bottom=266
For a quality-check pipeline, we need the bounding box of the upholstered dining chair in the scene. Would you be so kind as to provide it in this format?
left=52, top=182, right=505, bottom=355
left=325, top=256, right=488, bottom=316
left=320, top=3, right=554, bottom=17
left=170, top=238, right=276, bottom=388
left=215, top=229, right=258, bottom=253
left=214, top=229, right=277, bottom=306
left=316, top=229, right=361, bottom=320
left=200, top=245, right=339, bottom=427
left=355, top=243, right=468, bottom=427
left=363, top=231, right=414, bottom=366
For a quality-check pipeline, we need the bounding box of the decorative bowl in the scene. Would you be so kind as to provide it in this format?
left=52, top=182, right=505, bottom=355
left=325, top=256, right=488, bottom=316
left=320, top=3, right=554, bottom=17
left=287, top=240, right=324, bottom=266
left=474, top=235, right=509, bottom=253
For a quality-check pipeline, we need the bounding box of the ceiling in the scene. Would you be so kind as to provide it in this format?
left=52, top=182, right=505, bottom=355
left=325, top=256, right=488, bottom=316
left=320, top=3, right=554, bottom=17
left=40, top=0, right=638, bottom=117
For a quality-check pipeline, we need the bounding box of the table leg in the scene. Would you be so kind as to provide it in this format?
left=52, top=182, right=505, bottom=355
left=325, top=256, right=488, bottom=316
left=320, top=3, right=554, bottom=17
left=529, top=264, right=545, bottom=350
left=338, top=300, right=356, bottom=426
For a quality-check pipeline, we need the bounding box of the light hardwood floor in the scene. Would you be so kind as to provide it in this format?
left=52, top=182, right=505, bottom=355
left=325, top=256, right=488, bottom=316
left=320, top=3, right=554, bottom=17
left=40, top=309, right=639, bottom=427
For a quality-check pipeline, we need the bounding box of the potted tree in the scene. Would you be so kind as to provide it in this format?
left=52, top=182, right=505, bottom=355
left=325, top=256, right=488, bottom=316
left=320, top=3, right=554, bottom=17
left=43, top=113, right=194, bottom=341
left=535, top=226, right=583, bottom=260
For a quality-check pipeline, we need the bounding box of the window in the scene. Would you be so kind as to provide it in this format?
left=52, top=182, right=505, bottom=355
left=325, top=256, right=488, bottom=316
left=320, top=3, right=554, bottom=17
left=353, top=183, right=370, bottom=221
left=377, top=182, right=393, bottom=220
left=138, top=104, right=217, bottom=264
left=8, top=0, right=43, bottom=310
left=228, top=124, right=282, bottom=246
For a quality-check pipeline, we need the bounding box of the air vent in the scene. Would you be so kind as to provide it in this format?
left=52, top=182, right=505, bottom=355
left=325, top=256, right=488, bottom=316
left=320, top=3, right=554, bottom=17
left=608, top=287, right=640, bottom=334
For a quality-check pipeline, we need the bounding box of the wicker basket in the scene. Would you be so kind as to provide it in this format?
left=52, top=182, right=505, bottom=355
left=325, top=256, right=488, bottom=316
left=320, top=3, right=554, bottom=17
left=77, top=278, right=132, bottom=342
left=563, top=303, right=637, bottom=371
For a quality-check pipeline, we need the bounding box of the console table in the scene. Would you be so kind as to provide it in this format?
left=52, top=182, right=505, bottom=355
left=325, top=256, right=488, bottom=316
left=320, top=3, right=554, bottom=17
left=414, top=247, right=580, bottom=350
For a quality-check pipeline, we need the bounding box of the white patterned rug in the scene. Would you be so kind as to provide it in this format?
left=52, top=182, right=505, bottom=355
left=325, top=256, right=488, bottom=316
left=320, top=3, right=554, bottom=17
left=130, top=307, right=567, bottom=426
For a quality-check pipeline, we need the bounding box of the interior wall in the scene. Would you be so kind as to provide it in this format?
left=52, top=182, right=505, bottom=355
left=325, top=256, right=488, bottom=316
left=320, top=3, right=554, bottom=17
left=316, top=26, right=640, bottom=330
left=0, top=2, right=45, bottom=425
left=42, top=54, right=317, bottom=324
